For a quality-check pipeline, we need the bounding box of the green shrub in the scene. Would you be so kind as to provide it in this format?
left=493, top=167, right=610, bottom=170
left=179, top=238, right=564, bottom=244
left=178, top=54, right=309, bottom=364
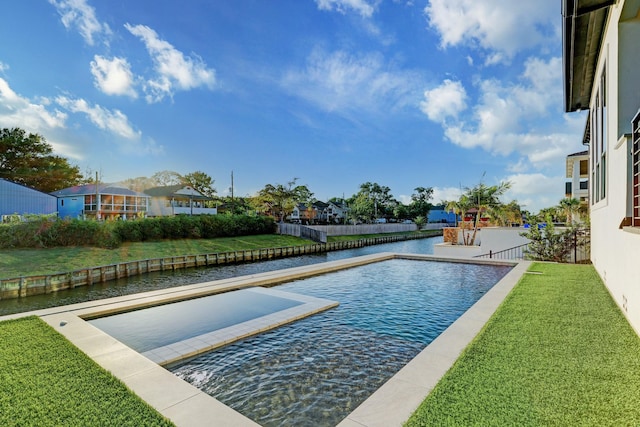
left=0, top=214, right=275, bottom=249
left=139, top=218, right=164, bottom=241
left=114, top=220, right=143, bottom=242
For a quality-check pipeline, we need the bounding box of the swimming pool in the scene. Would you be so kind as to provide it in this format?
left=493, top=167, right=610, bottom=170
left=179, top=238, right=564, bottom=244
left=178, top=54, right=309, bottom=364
left=89, top=288, right=308, bottom=353
left=166, top=258, right=511, bottom=426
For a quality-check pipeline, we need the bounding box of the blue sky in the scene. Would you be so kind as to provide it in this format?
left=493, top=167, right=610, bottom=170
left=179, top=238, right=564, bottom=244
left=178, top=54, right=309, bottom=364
left=0, top=0, right=585, bottom=212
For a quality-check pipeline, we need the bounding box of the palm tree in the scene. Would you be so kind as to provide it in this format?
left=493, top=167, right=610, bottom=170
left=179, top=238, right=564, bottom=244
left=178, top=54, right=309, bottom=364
left=558, top=197, right=581, bottom=224
left=444, top=199, right=463, bottom=227
left=463, top=181, right=512, bottom=245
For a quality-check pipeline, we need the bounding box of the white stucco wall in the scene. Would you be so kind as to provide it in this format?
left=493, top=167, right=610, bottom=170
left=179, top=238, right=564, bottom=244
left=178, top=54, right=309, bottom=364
left=588, top=0, right=640, bottom=334
left=433, top=227, right=530, bottom=259
left=433, top=243, right=483, bottom=258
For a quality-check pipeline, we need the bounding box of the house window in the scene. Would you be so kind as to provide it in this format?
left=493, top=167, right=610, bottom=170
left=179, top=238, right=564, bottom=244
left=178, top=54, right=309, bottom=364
left=590, top=67, right=607, bottom=204
left=84, top=195, right=96, bottom=212
left=632, top=111, right=640, bottom=226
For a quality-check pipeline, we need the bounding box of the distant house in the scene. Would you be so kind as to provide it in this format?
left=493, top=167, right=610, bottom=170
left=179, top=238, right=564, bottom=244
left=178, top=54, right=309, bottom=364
left=290, top=203, right=319, bottom=224
left=0, top=178, right=57, bottom=219
left=323, top=200, right=349, bottom=224
left=144, top=185, right=217, bottom=217
left=565, top=150, right=589, bottom=203
left=562, top=0, right=640, bottom=331
left=51, top=184, right=150, bottom=220
left=290, top=200, right=348, bottom=224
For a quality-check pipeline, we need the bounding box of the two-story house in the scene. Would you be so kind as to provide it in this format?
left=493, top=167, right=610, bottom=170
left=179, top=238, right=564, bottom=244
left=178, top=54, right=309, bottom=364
left=51, top=183, right=150, bottom=220
left=144, top=185, right=217, bottom=217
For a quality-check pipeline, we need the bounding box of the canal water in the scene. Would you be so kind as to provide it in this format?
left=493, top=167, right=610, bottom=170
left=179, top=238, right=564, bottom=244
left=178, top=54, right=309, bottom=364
left=0, top=236, right=442, bottom=316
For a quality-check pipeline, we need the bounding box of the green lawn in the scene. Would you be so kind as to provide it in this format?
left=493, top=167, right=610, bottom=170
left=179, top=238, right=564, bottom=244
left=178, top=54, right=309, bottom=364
left=0, top=316, right=174, bottom=427
left=327, top=229, right=440, bottom=242
left=2, top=258, right=639, bottom=426
left=0, top=231, right=438, bottom=279
left=0, top=234, right=311, bottom=278
left=406, top=262, right=640, bottom=426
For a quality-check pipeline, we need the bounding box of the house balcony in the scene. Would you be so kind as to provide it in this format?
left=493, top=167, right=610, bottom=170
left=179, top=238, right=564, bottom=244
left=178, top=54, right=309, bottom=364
left=172, top=207, right=218, bottom=215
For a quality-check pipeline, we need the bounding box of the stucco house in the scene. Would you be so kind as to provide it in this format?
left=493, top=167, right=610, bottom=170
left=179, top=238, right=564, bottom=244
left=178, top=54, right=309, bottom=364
left=565, top=150, right=589, bottom=203
left=562, top=0, right=640, bottom=332
left=51, top=183, right=150, bottom=220
left=0, top=178, right=57, bottom=219
left=144, top=185, right=217, bottom=217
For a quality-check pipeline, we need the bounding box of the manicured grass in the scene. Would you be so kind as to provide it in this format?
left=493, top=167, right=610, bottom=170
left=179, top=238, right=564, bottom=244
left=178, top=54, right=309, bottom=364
left=327, top=229, right=440, bottom=242
left=0, top=316, right=174, bottom=427
left=406, top=263, right=640, bottom=426
left=0, top=234, right=311, bottom=278
left=0, top=231, right=439, bottom=279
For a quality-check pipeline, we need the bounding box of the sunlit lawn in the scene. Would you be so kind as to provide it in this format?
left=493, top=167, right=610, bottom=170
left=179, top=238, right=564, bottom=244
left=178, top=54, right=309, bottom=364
left=0, top=231, right=438, bottom=279
left=0, top=234, right=310, bottom=278
left=0, top=316, right=174, bottom=427
left=406, top=263, right=640, bottom=426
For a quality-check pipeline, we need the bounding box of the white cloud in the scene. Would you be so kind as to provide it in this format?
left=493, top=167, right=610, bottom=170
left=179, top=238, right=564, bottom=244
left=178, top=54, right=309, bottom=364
left=504, top=173, right=563, bottom=212
left=55, top=95, right=140, bottom=140
left=432, top=186, right=464, bottom=205
left=282, top=48, right=421, bottom=113
left=316, top=0, right=377, bottom=18
left=422, top=57, right=578, bottom=170
left=0, top=77, right=67, bottom=131
left=90, top=55, right=137, bottom=98
left=0, top=77, right=85, bottom=159
left=424, top=0, right=558, bottom=62
left=420, top=79, right=467, bottom=123
left=0, top=62, right=7, bottom=72
left=48, top=0, right=111, bottom=46
left=124, top=23, right=216, bottom=103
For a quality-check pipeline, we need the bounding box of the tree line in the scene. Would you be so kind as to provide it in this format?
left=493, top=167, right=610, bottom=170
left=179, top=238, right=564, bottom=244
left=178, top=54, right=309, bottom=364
left=0, top=127, right=435, bottom=223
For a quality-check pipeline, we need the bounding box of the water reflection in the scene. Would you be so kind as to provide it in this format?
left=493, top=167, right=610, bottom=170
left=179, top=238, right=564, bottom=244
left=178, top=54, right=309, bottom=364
left=0, top=236, right=441, bottom=316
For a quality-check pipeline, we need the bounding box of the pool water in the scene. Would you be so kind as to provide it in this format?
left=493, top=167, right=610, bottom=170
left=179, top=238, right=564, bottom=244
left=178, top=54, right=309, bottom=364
left=0, top=236, right=442, bottom=316
left=171, top=259, right=511, bottom=426
left=89, top=289, right=304, bottom=353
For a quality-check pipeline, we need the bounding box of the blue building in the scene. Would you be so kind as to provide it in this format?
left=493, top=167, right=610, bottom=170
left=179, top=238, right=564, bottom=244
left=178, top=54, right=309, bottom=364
left=0, top=178, right=57, bottom=219
left=51, top=184, right=150, bottom=220
left=427, top=205, right=459, bottom=224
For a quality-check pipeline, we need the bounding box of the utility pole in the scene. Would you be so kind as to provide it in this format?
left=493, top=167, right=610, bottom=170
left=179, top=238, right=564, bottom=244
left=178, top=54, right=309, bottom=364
left=231, top=170, right=234, bottom=201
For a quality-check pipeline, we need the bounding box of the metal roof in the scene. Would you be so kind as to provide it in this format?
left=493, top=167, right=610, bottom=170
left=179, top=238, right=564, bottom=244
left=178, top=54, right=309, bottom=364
left=562, top=0, right=616, bottom=112
left=143, top=185, right=211, bottom=200
left=51, top=183, right=149, bottom=198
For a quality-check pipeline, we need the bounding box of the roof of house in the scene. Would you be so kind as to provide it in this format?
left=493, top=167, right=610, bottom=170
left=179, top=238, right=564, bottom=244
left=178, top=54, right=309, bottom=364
left=144, top=185, right=210, bottom=200
left=562, top=0, right=615, bottom=112
left=567, top=150, right=589, bottom=157
left=328, top=200, right=348, bottom=209
left=0, top=178, right=58, bottom=198
left=51, top=183, right=149, bottom=198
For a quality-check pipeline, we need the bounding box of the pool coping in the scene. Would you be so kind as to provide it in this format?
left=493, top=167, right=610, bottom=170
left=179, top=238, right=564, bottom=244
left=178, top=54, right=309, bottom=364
left=1, top=253, right=528, bottom=427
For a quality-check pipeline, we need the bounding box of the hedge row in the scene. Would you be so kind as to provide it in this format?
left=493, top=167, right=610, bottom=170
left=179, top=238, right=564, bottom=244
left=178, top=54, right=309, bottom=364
left=0, top=214, right=276, bottom=249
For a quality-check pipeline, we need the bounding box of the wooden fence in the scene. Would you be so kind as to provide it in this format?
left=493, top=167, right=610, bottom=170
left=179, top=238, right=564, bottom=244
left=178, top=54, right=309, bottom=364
left=0, top=233, right=438, bottom=301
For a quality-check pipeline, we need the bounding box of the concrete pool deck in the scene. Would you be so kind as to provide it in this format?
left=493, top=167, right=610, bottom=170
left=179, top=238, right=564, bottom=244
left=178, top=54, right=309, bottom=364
left=0, top=253, right=529, bottom=426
